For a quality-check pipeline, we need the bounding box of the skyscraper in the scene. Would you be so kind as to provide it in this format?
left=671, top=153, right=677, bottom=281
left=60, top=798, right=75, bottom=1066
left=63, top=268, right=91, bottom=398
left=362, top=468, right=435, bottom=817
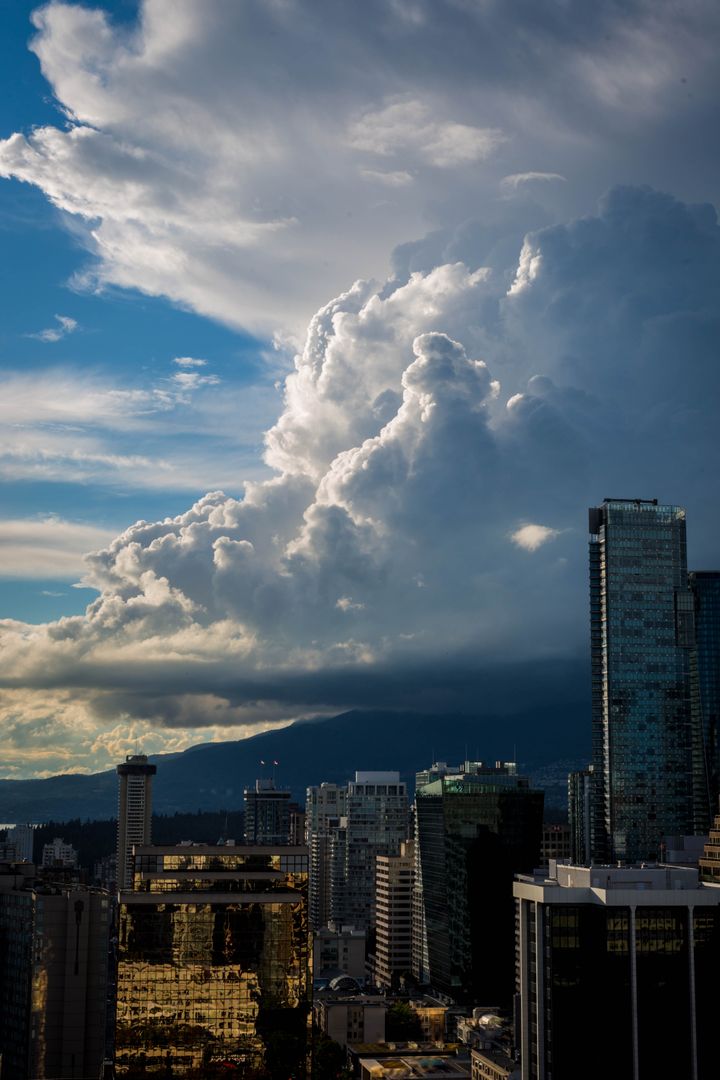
left=115, top=843, right=311, bottom=1077
left=116, top=754, right=156, bottom=890
left=370, top=840, right=414, bottom=989
left=305, top=782, right=348, bottom=929
left=689, top=570, right=720, bottom=815
left=327, top=772, right=409, bottom=933
left=589, top=498, right=700, bottom=862
left=243, top=777, right=291, bottom=844
left=414, top=761, right=542, bottom=1004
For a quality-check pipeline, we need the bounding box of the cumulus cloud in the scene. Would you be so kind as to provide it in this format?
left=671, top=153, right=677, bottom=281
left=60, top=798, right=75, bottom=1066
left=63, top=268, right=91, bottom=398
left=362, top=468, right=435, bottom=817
left=0, top=1, right=718, bottom=335
left=28, top=313, right=78, bottom=343
left=510, top=524, right=561, bottom=552
left=2, top=185, right=720, bottom=775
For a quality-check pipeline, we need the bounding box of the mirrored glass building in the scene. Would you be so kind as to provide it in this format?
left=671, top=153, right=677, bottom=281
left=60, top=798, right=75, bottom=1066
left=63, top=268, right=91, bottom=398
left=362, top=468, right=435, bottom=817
left=115, top=844, right=311, bottom=1078
left=589, top=499, right=702, bottom=862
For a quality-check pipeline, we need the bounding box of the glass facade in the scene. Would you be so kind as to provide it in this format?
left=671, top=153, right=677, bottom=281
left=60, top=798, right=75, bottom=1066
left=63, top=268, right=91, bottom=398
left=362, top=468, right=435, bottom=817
left=589, top=499, right=700, bottom=861
left=690, top=571, right=720, bottom=814
left=415, top=766, right=542, bottom=1004
left=115, top=846, right=311, bottom=1078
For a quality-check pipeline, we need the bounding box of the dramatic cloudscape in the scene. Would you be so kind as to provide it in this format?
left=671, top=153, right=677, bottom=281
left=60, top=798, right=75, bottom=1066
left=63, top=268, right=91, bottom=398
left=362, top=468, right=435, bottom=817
left=0, top=0, right=719, bottom=776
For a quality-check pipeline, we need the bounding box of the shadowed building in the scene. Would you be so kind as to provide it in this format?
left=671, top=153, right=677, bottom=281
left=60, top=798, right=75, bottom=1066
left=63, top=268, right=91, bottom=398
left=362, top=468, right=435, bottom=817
left=115, top=843, right=311, bottom=1078
left=690, top=571, right=720, bottom=816
left=515, top=862, right=720, bottom=1080
left=243, top=778, right=291, bottom=845
left=414, top=761, right=543, bottom=1004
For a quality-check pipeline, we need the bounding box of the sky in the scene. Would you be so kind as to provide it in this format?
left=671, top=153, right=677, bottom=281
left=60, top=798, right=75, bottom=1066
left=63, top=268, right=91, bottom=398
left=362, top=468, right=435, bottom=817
left=0, top=0, right=719, bottom=778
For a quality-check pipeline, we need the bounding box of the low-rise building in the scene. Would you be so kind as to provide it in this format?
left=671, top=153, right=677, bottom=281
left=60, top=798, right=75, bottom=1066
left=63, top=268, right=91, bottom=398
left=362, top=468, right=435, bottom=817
left=314, top=924, right=367, bottom=983
left=314, top=994, right=387, bottom=1048
left=359, top=1054, right=471, bottom=1079
left=471, top=1048, right=520, bottom=1080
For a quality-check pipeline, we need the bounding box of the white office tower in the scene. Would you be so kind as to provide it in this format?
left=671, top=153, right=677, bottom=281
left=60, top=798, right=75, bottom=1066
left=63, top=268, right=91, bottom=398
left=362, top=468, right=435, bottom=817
left=330, top=772, right=410, bottom=933
left=306, top=782, right=348, bottom=929
left=371, top=840, right=415, bottom=989
left=116, top=754, right=156, bottom=890
left=41, top=837, right=79, bottom=868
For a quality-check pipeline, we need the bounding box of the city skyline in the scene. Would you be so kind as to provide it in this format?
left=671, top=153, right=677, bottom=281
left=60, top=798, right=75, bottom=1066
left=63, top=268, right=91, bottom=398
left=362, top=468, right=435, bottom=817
left=1, top=1, right=720, bottom=780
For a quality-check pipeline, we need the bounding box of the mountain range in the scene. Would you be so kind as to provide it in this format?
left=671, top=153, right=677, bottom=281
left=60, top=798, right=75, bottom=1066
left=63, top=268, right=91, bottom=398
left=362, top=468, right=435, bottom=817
left=0, top=705, right=589, bottom=823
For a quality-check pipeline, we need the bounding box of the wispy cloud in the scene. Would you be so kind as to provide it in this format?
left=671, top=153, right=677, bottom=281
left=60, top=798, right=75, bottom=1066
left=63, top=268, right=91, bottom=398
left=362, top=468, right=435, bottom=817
left=0, top=516, right=116, bottom=579
left=173, top=356, right=208, bottom=368
left=501, top=172, right=567, bottom=190
left=27, top=314, right=78, bottom=343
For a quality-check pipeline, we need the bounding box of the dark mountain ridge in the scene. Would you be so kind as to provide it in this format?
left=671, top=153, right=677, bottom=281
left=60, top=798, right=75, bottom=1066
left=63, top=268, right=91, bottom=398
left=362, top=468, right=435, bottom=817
left=0, top=704, right=589, bottom=822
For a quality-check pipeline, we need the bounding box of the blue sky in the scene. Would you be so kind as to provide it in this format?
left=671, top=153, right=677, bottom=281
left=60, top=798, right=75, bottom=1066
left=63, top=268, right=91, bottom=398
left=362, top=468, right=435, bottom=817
left=0, top=0, right=718, bottom=776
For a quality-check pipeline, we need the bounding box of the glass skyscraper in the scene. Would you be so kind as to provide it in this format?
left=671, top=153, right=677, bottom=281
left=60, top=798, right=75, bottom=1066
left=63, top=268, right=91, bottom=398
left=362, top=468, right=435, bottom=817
left=115, top=844, right=311, bottom=1078
left=589, top=498, right=701, bottom=862
left=689, top=571, right=720, bottom=814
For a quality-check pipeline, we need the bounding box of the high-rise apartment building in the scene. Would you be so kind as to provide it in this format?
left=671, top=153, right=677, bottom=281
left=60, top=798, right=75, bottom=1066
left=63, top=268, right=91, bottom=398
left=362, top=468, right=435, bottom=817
left=306, top=782, right=348, bottom=929
left=243, top=777, right=291, bottom=844
left=689, top=570, right=720, bottom=814
left=3, top=823, right=35, bottom=862
left=0, top=866, right=110, bottom=1079
left=115, top=843, right=311, bottom=1078
left=514, top=861, right=720, bottom=1080
left=327, top=772, right=409, bottom=933
left=116, top=754, right=156, bottom=890
left=589, top=498, right=701, bottom=862
left=414, top=761, right=542, bottom=1004
left=41, top=836, right=79, bottom=868
left=371, top=840, right=414, bottom=989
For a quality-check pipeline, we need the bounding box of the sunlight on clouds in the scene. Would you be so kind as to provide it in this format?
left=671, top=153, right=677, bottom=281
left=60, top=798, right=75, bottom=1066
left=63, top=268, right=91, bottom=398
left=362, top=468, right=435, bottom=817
left=510, top=524, right=561, bottom=553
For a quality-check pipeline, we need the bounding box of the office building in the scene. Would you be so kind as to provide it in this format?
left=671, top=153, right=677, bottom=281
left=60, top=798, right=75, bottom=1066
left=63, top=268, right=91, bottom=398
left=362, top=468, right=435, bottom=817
left=472, top=1048, right=521, bottom=1080
left=539, top=824, right=570, bottom=868
left=328, top=772, right=409, bottom=933
left=243, top=777, right=291, bottom=844
left=115, top=843, right=311, bottom=1078
left=414, top=761, right=542, bottom=1004
left=567, top=767, right=594, bottom=865
left=589, top=498, right=701, bottom=862
left=3, top=823, right=35, bottom=862
left=41, top=836, right=79, bottom=868
left=699, top=808, right=720, bottom=883
left=371, top=840, right=415, bottom=989
left=0, top=868, right=110, bottom=1080
left=514, top=861, right=720, bottom=1080
left=690, top=570, right=720, bottom=814
left=305, top=782, right=348, bottom=929
left=116, top=754, right=156, bottom=890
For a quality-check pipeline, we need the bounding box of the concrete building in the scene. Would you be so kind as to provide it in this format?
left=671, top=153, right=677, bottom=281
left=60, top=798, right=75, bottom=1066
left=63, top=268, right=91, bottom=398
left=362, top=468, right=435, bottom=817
left=0, top=869, right=110, bottom=1079
left=371, top=840, right=415, bottom=989
left=243, top=777, right=292, bottom=844
left=514, top=861, right=720, bottom=1080
left=414, top=761, right=542, bottom=1004
left=306, top=781, right=348, bottom=929
left=314, top=993, right=386, bottom=1048
left=471, top=1048, right=520, bottom=1080
left=115, top=843, right=311, bottom=1077
left=358, top=1054, right=471, bottom=1079
left=699, top=808, right=720, bottom=883
left=329, top=772, right=410, bottom=933
left=3, top=823, right=35, bottom=862
left=41, top=836, right=79, bottom=868
left=689, top=571, right=720, bottom=816
left=314, top=924, right=367, bottom=982
left=116, top=753, right=156, bottom=890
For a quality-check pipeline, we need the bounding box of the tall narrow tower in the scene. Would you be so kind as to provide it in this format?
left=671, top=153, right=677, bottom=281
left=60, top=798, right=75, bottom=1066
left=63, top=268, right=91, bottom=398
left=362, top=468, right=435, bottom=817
left=589, top=498, right=699, bottom=862
left=116, top=754, right=156, bottom=889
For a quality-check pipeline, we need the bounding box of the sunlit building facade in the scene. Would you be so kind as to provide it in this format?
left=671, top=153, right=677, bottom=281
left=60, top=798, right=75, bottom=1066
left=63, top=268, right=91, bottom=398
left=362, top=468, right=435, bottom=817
left=115, top=844, right=311, bottom=1078
left=589, top=499, right=701, bottom=862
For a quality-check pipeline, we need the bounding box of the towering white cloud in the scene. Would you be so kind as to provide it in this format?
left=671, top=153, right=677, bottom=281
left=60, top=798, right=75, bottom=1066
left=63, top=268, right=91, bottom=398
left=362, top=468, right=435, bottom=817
left=1, top=185, right=719, bottom=776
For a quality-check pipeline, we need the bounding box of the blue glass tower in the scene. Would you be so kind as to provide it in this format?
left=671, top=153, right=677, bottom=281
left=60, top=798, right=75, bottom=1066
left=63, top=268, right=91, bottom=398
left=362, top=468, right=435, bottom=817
left=689, top=571, right=720, bottom=815
left=589, top=498, right=699, bottom=862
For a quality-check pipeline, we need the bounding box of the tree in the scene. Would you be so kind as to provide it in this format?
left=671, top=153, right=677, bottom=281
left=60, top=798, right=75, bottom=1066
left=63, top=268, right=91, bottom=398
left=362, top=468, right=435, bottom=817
left=386, top=1002, right=423, bottom=1042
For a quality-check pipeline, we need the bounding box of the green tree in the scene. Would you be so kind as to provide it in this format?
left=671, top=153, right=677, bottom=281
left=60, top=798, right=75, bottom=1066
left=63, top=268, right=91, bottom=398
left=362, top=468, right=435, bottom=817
left=386, top=1002, right=423, bottom=1042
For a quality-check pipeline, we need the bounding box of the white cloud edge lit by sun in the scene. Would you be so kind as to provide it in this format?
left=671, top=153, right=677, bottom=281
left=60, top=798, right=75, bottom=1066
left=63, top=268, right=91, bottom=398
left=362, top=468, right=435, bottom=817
left=27, top=314, right=78, bottom=343
left=510, top=523, right=562, bottom=552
